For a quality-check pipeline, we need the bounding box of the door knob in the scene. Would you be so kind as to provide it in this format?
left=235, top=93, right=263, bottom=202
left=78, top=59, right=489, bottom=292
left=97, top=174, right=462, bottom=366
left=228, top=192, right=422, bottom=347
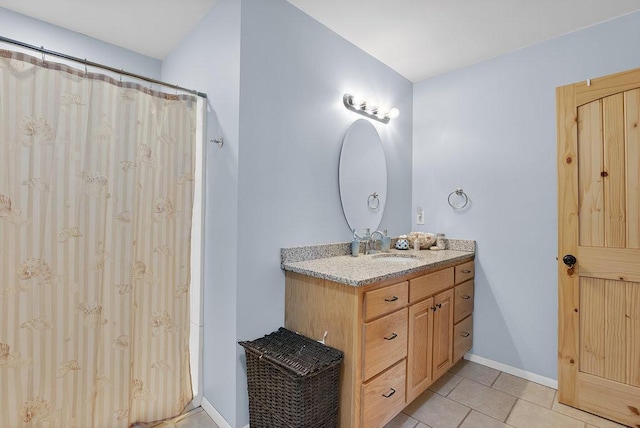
left=562, top=255, right=576, bottom=268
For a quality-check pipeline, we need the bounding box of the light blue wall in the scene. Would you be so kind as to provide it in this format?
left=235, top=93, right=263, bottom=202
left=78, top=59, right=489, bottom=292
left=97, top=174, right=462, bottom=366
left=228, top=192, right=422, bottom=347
left=163, top=0, right=413, bottom=425
left=161, top=0, right=241, bottom=425
left=236, top=0, right=412, bottom=425
left=413, top=10, right=640, bottom=381
left=0, top=7, right=160, bottom=78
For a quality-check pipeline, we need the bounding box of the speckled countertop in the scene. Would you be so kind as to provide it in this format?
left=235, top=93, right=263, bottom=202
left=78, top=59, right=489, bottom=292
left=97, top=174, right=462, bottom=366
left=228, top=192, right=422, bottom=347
left=281, top=239, right=475, bottom=287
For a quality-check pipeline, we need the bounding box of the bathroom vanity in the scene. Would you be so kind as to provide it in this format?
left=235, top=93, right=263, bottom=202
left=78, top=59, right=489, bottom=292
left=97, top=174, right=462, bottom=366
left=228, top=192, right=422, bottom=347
left=281, top=242, right=475, bottom=428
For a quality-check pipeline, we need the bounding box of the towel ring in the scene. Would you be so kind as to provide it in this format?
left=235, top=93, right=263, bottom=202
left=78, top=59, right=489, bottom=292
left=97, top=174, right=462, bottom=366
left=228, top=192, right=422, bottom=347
left=448, top=188, right=469, bottom=210
left=367, top=192, right=380, bottom=210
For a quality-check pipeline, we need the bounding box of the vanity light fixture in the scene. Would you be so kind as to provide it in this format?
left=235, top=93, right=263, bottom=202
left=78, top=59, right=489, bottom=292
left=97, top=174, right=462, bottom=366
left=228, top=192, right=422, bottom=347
left=343, top=93, right=400, bottom=124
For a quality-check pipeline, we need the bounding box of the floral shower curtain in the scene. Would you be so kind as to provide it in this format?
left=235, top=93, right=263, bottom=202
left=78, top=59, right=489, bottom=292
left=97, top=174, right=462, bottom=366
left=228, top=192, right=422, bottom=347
left=0, top=50, right=196, bottom=427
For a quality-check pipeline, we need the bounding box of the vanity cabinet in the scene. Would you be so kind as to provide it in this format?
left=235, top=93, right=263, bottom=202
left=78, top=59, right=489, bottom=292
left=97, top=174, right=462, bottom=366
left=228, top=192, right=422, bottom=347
left=284, top=258, right=474, bottom=428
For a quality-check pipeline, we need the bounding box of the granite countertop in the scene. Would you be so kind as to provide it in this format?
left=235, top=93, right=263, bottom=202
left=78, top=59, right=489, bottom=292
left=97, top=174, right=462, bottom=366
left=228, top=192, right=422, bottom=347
left=281, top=239, right=475, bottom=287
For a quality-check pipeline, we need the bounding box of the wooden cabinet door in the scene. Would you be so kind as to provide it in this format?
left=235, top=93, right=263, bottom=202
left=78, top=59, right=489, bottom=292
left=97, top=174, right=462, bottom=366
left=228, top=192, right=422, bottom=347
left=432, top=289, right=454, bottom=380
left=407, top=297, right=434, bottom=402
left=557, top=69, right=640, bottom=426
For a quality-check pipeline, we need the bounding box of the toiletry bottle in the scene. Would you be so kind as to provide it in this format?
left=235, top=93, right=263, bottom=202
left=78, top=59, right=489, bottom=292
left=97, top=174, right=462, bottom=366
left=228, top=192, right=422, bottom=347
left=436, top=233, right=446, bottom=250
left=351, top=229, right=360, bottom=257
left=381, top=229, right=391, bottom=252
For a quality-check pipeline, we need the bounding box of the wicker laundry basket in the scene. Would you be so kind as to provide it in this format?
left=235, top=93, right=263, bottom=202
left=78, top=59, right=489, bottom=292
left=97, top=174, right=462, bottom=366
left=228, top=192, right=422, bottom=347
left=239, top=327, right=344, bottom=428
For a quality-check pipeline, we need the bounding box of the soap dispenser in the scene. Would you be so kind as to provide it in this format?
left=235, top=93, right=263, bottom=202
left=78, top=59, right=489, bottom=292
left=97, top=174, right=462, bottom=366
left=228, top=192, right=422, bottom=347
left=351, top=229, right=360, bottom=257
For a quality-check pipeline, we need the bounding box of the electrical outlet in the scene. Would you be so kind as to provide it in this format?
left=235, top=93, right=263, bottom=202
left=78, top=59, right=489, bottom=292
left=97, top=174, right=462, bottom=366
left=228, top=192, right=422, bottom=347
left=416, top=207, right=424, bottom=225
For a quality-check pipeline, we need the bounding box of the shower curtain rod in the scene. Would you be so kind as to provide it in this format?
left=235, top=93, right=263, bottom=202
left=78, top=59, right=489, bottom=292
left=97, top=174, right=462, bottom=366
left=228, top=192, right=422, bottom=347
left=0, top=35, right=207, bottom=99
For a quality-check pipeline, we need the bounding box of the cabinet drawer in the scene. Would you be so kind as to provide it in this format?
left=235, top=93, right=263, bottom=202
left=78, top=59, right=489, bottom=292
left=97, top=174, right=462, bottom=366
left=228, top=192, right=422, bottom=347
left=454, top=280, right=474, bottom=324
left=453, top=315, right=473, bottom=362
left=409, top=268, right=454, bottom=303
left=364, top=281, right=408, bottom=321
left=362, top=359, right=406, bottom=428
left=363, top=309, right=408, bottom=381
left=455, top=261, right=474, bottom=284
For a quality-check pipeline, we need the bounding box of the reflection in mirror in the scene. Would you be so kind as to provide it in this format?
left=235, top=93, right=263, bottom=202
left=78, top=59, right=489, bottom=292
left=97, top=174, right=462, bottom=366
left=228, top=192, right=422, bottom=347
left=339, top=119, right=387, bottom=233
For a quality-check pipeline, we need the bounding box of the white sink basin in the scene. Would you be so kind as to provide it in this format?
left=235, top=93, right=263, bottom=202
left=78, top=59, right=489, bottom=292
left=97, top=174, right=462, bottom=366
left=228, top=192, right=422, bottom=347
left=372, top=254, right=419, bottom=263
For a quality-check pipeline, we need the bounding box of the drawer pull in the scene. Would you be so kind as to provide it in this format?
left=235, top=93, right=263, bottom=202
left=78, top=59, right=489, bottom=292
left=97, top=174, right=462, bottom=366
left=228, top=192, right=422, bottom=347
left=461, top=295, right=471, bottom=300
left=461, top=332, right=470, bottom=337
left=461, top=269, right=472, bottom=274
left=384, top=296, right=399, bottom=302
left=383, top=333, right=398, bottom=341
left=436, top=303, right=442, bottom=308
left=382, top=388, right=396, bottom=398
left=431, top=306, right=437, bottom=312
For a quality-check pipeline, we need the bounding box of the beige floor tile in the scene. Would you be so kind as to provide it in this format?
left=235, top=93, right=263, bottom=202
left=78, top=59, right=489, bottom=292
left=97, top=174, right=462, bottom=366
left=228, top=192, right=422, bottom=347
left=459, top=410, right=510, bottom=428
left=491, top=372, right=556, bottom=408
left=449, top=360, right=500, bottom=386
left=551, top=398, right=627, bottom=428
left=415, top=424, right=430, bottom=428
left=428, top=372, right=464, bottom=396
left=175, top=409, right=219, bottom=428
left=404, top=390, right=470, bottom=428
left=384, top=412, right=420, bottom=428
left=447, top=378, right=516, bottom=422
left=507, top=399, right=585, bottom=428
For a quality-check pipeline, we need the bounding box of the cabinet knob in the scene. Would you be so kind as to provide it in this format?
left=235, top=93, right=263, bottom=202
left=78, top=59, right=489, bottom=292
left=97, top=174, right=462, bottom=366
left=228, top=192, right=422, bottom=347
left=436, top=303, right=442, bottom=308
left=382, top=388, right=396, bottom=398
left=384, top=296, right=399, bottom=302
left=383, top=333, right=398, bottom=341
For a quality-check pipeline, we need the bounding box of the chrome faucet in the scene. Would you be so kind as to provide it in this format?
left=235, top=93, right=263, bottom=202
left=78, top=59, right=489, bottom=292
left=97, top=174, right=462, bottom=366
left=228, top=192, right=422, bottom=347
left=365, top=230, right=385, bottom=255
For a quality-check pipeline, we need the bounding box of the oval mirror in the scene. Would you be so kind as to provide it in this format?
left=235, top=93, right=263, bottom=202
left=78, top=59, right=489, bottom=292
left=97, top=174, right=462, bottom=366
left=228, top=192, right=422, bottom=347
left=339, top=119, right=387, bottom=234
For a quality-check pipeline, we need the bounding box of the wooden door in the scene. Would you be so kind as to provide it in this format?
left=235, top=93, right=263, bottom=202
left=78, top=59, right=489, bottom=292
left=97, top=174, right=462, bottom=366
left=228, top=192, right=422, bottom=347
left=407, top=296, right=434, bottom=402
left=432, top=289, right=454, bottom=380
left=558, top=68, right=640, bottom=427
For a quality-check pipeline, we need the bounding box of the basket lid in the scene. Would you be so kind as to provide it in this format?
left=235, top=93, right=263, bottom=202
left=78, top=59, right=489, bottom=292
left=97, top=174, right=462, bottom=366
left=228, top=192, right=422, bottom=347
left=239, top=327, right=343, bottom=377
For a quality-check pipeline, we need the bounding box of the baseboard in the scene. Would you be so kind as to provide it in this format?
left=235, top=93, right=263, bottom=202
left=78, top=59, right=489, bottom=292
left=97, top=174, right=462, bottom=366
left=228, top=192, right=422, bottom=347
left=201, top=397, right=232, bottom=428
left=464, top=353, right=558, bottom=390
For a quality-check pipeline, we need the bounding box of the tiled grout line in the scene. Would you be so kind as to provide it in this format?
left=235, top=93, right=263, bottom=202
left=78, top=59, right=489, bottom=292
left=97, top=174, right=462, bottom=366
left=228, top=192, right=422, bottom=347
left=502, top=397, right=519, bottom=426
left=470, top=368, right=604, bottom=428
left=455, top=408, right=473, bottom=428
left=489, top=371, right=500, bottom=387
left=402, top=362, right=621, bottom=428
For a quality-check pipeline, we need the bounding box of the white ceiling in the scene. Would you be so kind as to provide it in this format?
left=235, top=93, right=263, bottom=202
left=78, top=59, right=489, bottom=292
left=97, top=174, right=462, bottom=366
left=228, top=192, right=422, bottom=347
left=2, top=0, right=640, bottom=82
left=288, top=0, right=640, bottom=82
left=0, top=0, right=219, bottom=60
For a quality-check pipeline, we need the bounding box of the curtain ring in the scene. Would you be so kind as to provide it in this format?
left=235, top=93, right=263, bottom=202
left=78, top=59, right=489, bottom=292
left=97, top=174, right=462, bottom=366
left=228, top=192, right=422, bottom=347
left=367, top=192, right=380, bottom=210
left=448, top=188, right=469, bottom=209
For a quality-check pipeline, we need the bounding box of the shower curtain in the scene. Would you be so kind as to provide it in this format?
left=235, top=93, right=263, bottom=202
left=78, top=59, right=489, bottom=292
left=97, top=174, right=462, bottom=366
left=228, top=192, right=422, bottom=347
left=0, top=50, right=196, bottom=427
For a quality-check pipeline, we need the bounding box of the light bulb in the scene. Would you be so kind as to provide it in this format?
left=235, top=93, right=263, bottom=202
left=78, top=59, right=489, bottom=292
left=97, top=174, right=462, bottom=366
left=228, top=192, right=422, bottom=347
left=350, top=95, right=364, bottom=109
left=377, top=105, right=390, bottom=118
left=388, top=107, right=400, bottom=119
left=367, top=98, right=379, bottom=112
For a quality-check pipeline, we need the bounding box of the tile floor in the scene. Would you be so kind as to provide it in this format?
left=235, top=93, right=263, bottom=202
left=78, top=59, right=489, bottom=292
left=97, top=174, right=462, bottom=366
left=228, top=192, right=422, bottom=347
left=146, top=360, right=628, bottom=428
left=384, top=360, right=627, bottom=428
left=138, top=407, right=220, bottom=428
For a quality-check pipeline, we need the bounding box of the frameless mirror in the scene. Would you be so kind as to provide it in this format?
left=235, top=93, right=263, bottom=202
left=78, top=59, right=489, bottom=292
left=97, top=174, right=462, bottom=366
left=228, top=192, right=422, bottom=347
left=339, top=119, right=387, bottom=234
